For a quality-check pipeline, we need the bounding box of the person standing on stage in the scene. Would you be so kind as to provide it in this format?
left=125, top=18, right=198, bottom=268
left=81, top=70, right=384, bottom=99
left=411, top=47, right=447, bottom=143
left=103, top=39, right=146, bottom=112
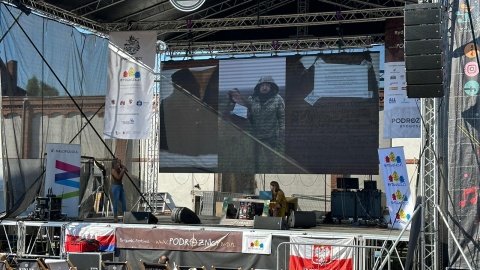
left=111, top=158, right=127, bottom=222
left=269, top=181, right=287, bottom=219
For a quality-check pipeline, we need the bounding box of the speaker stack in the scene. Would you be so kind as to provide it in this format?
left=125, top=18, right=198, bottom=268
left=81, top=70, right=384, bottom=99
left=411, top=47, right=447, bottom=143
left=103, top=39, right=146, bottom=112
left=404, top=3, right=445, bottom=98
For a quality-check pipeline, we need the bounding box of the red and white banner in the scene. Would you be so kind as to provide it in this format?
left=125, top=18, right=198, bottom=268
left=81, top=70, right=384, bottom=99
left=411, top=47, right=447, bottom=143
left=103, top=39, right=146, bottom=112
left=109, top=30, right=157, bottom=69
left=378, top=147, right=414, bottom=230
left=289, top=236, right=354, bottom=270
left=65, top=224, right=115, bottom=252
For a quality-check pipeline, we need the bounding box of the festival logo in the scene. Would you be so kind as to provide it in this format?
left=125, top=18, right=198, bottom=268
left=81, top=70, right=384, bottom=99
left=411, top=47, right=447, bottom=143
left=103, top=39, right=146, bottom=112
left=123, top=35, right=140, bottom=55
left=122, top=67, right=141, bottom=78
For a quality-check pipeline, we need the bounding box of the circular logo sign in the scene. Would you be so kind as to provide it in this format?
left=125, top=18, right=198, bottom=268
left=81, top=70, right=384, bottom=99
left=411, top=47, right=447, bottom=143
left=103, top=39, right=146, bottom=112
left=170, top=0, right=205, bottom=12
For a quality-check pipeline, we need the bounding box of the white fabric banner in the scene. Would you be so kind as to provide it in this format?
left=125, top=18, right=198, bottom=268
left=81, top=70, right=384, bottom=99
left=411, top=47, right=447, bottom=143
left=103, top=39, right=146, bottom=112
left=378, top=147, right=415, bottom=230
left=109, top=30, right=157, bottom=69
left=383, top=62, right=421, bottom=138
left=242, top=232, right=272, bottom=254
left=44, top=143, right=81, bottom=218
left=104, top=45, right=154, bottom=139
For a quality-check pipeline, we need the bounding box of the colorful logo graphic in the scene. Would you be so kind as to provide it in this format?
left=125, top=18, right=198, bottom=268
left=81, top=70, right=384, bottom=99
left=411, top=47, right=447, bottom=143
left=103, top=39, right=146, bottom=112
left=55, top=160, right=80, bottom=188
left=388, top=171, right=405, bottom=183
left=464, top=43, right=480, bottom=58
left=122, top=67, right=141, bottom=78
left=465, top=62, right=479, bottom=76
left=396, top=209, right=411, bottom=221
left=249, top=239, right=265, bottom=249
left=464, top=80, right=479, bottom=96
left=384, top=152, right=402, bottom=163
left=312, top=245, right=331, bottom=265
left=391, top=189, right=408, bottom=202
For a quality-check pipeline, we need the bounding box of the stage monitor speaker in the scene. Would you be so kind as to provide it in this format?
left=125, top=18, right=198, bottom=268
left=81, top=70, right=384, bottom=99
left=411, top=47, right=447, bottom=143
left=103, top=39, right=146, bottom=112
left=67, top=252, right=114, bottom=270
left=171, top=207, right=201, bottom=224
left=253, top=216, right=287, bottom=230
left=288, top=211, right=317, bottom=228
left=123, top=211, right=158, bottom=224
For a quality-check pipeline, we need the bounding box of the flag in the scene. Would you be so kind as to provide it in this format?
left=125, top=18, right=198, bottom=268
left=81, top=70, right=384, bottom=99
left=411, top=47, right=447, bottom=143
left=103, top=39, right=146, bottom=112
left=289, top=236, right=354, bottom=270
left=65, top=225, right=115, bottom=252
left=104, top=43, right=154, bottom=139
left=378, top=147, right=415, bottom=230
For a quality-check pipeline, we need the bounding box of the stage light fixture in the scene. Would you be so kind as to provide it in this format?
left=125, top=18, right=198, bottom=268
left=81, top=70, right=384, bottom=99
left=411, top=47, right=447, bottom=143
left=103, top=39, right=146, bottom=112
left=194, top=184, right=201, bottom=190
left=12, top=0, right=31, bottom=15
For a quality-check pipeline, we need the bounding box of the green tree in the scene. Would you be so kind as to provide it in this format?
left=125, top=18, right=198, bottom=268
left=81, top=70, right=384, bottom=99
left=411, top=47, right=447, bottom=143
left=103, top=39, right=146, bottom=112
left=26, top=76, right=59, bottom=96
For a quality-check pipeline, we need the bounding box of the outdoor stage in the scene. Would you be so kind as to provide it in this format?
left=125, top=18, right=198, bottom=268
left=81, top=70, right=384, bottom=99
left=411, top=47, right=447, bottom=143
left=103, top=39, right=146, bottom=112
left=0, top=212, right=410, bottom=270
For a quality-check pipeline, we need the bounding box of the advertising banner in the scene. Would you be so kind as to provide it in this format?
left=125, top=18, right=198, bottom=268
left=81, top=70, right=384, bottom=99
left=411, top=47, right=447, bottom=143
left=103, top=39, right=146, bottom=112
left=104, top=44, right=154, bottom=139
left=116, top=227, right=242, bottom=252
left=44, top=143, right=81, bottom=218
left=241, top=232, right=272, bottom=254
left=378, top=147, right=415, bottom=230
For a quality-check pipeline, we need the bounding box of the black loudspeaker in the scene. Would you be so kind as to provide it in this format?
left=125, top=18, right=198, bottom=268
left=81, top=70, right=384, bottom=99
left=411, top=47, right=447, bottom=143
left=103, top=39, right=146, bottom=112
left=331, top=191, right=356, bottom=219
left=288, top=211, right=317, bottom=228
left=171, top=207, right=201, bottom=224
left=253, top=216, right=287, bottom=230
left=123, top=211, right=158, bottom=224
left=404, top=3, right=445, bottom=98
left=356, top=190, right=382, bottom=219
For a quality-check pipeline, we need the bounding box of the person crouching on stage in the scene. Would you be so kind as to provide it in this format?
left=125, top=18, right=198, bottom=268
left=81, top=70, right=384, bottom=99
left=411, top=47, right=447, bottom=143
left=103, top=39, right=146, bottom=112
left=269, top=181, right=287, bottom=219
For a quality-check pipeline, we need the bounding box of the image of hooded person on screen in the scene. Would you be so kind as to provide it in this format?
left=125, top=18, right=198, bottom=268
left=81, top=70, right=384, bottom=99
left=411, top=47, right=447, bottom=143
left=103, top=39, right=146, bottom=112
left=229, top=75, right=285, bottom=172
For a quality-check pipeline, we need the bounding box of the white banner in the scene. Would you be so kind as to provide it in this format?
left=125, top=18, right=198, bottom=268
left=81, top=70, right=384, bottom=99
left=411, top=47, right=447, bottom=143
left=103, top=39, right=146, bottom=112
left=109, top=30, right=157, bottom=69
left=44, top=143, right=81, bottom=218
left=383, top=62, right=421, bottom=138
left=242, top=232, right=272, bottom=254
left=378, top=147, right=415, bottom=230
left=104, top=45, right=154, bottom=139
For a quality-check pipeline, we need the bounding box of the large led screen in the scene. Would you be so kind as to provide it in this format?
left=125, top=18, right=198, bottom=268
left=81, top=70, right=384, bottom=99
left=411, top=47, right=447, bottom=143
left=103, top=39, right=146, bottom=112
left=159, top=52, right=379, bottom=174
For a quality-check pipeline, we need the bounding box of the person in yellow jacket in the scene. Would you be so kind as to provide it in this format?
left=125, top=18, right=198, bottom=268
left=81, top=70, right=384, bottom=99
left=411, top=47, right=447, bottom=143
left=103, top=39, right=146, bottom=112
left=269, top=181, right=287, bottom=219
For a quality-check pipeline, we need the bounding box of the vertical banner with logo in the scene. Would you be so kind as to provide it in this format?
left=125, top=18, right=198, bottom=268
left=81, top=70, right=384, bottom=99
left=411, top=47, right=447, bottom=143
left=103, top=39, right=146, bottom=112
left=104, top=44, right=154, bottom=139
left=378, top=147, right=414, bottom=230
left=45, top=143, right=81, bottom=218
left=383, top=18, right=421, bottom=138
left=289, top=236, right=354, bottom=270
left=109, top=30, right=157, bottom=69
left=383, top=62, right=421, bottom=138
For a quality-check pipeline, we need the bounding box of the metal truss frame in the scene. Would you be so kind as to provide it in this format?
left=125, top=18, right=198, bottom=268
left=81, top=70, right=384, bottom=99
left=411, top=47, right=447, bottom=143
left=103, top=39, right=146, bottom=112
left=101, top=7, right=404, bottom=33
left=162, top=35, right=384, bottom=59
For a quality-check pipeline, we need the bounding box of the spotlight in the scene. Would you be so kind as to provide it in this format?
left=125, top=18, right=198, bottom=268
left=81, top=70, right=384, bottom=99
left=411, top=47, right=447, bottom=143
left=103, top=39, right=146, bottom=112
left=194, top=184, right=201, bottom=190
left=12, top=0, right=31, bottom=15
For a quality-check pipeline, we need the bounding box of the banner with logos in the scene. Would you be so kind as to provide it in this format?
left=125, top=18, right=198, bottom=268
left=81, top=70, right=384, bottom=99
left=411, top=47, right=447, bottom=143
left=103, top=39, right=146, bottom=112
left=383, top=62, right=421, bottom=138
left=115, top=227, right=242, bottom=252
left=109, top=30, right=157, bottom=69
left=45, top=143, right=81, bottom=218
left=289, top=236, right=354, bottom=270
left=242, top=232, right=272, bottom=254
left=104, top=44, right=154, bottom=139
left=378, top=147, right=414, bottom=230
